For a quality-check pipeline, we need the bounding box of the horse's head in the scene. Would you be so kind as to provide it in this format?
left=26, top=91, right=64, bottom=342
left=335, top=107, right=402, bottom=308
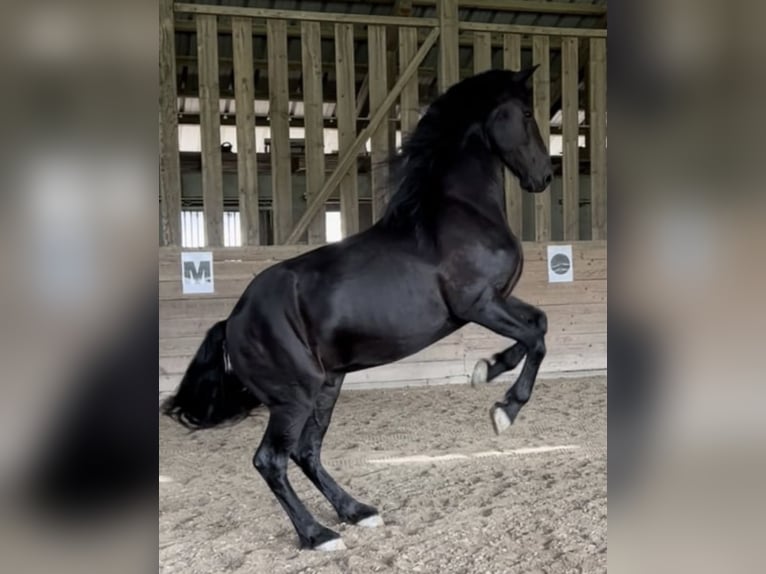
left=484, top=67, right=553, bottom=193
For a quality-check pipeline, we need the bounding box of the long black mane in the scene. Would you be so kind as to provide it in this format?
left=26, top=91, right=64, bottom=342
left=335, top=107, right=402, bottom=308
left=380, top=69, right=525, bottom=231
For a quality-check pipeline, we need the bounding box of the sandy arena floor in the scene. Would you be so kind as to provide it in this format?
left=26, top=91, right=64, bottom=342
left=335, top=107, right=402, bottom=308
left=159, top=375, right=606, bottom=574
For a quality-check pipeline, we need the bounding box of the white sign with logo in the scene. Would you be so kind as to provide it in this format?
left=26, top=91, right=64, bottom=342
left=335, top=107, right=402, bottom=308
left=547, top=245, right=574, bottom=283
left=181, top=251, right=215, bottom=294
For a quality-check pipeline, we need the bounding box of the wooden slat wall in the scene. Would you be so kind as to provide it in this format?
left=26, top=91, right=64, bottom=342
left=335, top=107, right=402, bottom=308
left=196, top=14, right=224, bottom=247
left=502, top=34, right=523, bottom=237
left=232, top=17, right=260, bottom=246
left=437, top=0, right=460, bottom=92
left=267, top=19, right=292, bottom=244
left=159, top=0, right=181, bottom=246
left=301, top=21, right=327, bottom=245
left=335, top=23, right=359, bottom=236
left=368, top=25, right=389, bottom=222
left=532, top=35, right=552, bottom=242
left=159, top=242, right=607, bottom=393
left=399, top=26, right=420, bottom=138
left=472, top=31, right=492, bottom=72
left=561, top=37, right=579, bottom=241
left=589, top=37, right=607, bottom=240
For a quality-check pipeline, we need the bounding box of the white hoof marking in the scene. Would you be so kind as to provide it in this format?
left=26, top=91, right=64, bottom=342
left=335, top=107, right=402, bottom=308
left=316, top=538, right=346, bottom=551
left=357, top=514, right=384, bottom=528
left=471, top=359, right=489, bottom=386
left=491, top=407, right=511, bottom=435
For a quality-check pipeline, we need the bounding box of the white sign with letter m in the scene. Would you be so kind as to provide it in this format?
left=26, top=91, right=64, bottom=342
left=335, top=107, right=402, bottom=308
left=181, top=251, right=214, bottom=294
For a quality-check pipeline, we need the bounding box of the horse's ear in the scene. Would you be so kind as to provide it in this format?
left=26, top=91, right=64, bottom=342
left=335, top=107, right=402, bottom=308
left=513, top=65, right=539, bottom=85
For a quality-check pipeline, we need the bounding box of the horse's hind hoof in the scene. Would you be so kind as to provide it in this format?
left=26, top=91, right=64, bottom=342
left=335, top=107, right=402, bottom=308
left=315, top=537, right=346, bottom=551
left=471, top=359, right=489, bottom=387
left=490, top=404, right=511, bottom=435
left=356, top=514, right=384, bottom=528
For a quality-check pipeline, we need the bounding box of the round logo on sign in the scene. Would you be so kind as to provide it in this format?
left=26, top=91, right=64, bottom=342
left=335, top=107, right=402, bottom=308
left=550, top=253, right=571, bottom=275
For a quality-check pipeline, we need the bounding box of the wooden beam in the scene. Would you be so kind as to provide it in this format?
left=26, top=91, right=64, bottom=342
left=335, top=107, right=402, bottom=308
left=196, top=14, right=223, bottom=247
left=561, top=37, right=579, bottom=241
left=503, top=33, right=523, bottom=237
left=438, top=0, right=459, bottom=93
left=232, top=18, right=260, bottom=246
left=459, top=21, right=607, bottom=38
left=412, top=0, right=605, bottom=16
left=368, top=25, right=389, bottom=222
left=301, top=21, right=327, bottom=245
left=267, top=19, right=292, bottom=244
left=160, top=0, right=181, bottom=246
left=589, top=37, right=607, bottom=240
left=335, top=23, right=359, bottom=237
left=174, top=3, right=437, bottom=27
left=473, top=31, right=493, bottom=73
left=354, top=74, right=370, bottom=117
left=286, top=27, right=440, bottom=244
left=399, top=26, right=420, bottom=138
left=532, top=35, right=551, bottom=242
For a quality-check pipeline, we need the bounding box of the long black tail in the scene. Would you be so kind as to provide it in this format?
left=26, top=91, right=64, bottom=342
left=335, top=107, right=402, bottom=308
left=162, top=320, right=261, bottom=429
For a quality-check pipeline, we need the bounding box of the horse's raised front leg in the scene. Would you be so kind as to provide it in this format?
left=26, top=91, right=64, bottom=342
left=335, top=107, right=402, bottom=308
left=291, top=375, right=382, bottom=528
left=461, top=293, right=547, bottom=434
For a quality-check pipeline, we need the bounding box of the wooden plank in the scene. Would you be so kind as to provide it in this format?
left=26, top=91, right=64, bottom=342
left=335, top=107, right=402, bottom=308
left=438, top=0, right=459, bottom=92
left=502, top=34, right=523, bottom=236
left=398, top=26, right=420, bottom=138
left=196, top=15, right=224, bottom=247
left=532, top=35, right=551, bottom=242
left=589, top=37, right=607, bottom=240
left=473, top=31, right=492, bottom=73
left=414, top=0, right=606, bottom=16
left=368, top=25, right=389, bottom=222
left=335, top=23, right=359, bottom=237
left=159, top=0, right=181, bottom=246
left=285, top=27, right=440, bottom=244
left=175, top=3, right=438, bottom=27
left=232, top=17, right=260, bottom=246
left=458, top=21, right=606, bottom=38
left=301, top=21, right=327, bottom=245
left=561, top=37, right=579, bottom=241
left=267, top=19, right=292, bottom=244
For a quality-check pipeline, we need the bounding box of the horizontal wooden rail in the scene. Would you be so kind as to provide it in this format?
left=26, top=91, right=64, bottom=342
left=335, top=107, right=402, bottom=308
left=458, top=21, right=607, bottom=38
left=174, top=3, right=438, bottom=28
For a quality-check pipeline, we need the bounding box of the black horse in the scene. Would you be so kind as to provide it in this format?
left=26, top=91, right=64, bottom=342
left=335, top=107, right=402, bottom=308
left=163, top=67, right=553, bottom=551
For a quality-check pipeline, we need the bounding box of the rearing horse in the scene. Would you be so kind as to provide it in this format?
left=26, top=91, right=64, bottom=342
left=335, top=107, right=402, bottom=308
left=163, top=68, right=553, bottom=551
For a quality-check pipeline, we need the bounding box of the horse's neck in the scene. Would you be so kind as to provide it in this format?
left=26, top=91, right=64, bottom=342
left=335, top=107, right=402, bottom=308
left=443, top=151, right=507, bottom=223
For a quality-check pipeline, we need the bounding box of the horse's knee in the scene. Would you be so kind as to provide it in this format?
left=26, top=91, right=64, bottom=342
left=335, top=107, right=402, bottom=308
left=253, top=448, right=283, bottom=480
left=535, top=310, right=548, bottom=336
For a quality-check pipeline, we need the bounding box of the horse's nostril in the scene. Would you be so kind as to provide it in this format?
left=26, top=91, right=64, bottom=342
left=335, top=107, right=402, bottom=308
left=543, top=173, right=552, bottom=186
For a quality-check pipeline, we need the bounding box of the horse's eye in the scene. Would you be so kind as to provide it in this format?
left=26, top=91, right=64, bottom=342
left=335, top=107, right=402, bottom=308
left=524, top=110, right=533, bottom=119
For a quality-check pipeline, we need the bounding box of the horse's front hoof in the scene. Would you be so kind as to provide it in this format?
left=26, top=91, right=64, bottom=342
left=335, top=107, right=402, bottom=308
left=356, top=514, right=384, bottom=528
left=471, top=359, right=489, bottom=387
left=490, top=404, right=512, bottom=435
left=315, top=537, right=346, bottom=551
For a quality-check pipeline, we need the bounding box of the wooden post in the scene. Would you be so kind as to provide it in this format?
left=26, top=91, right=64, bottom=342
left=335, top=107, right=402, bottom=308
left=532, top=35, right=551, bottom=242
left=561, top=37, right=579, bottom=241
left=267, top=19, right=292, bottom=244
left=159, top=0, right=181, bottom=246
left=589, top=37, right=607, bottom=240
left=503, top=33, right=523, bottom=236
left=232, top=17, right=260, bottom=246
left=473, top=31, right=492, bottom=73
left=368, top=25, right=389, bottom=222
left=335, top=23, right=359, bottom=237
left=438, top=0, right=459, bottom=92
left=196, top=15, right=223, bottom=247
left=301, top=21, right=326, bottom=245
left=399, top=26, right=420, bottom=138
left=286, top=27, right=440, bottom=244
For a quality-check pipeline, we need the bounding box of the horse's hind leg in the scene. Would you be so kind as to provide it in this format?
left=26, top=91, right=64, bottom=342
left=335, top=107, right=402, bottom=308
left=292, top=375, right=382, bottom=527
left=253, top=403, right=345, bottom=551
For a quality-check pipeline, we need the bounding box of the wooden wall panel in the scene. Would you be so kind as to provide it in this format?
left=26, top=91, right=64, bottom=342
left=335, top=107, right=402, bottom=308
left=532, top=35, right=551, bottom=242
